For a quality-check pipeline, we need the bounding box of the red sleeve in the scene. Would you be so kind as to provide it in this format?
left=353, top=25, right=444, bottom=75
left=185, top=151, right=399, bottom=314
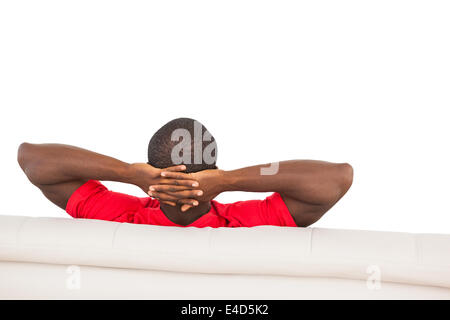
left=222, top=193, right=297, bottom=227
left=66, top=180, right=147, bottom=223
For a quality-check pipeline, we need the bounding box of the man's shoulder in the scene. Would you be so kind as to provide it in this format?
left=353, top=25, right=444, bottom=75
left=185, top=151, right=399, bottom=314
left=139, top=196, right=160, bottom=209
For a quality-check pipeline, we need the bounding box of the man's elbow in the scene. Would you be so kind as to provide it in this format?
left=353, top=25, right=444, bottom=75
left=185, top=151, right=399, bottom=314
left=337, top=162, right=353, bottom=197
left=17, top=142, right=40, bottom=184
left=17, top=142, right=32, bottom=171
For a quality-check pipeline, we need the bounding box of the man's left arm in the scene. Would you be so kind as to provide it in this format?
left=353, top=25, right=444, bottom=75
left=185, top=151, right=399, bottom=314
left=17, top=143, right=201, bottom=210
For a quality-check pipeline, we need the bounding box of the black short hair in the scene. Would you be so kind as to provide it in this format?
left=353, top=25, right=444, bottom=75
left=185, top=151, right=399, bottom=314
left=147, top=118, right=217, bottom=173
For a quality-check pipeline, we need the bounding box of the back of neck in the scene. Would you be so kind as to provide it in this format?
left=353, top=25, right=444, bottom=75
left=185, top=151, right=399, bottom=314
left=160, top=202, right=211, bottom=226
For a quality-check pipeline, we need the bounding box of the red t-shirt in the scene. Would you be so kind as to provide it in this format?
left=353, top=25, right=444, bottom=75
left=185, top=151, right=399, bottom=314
left=66, top=180, right=297, bottom=228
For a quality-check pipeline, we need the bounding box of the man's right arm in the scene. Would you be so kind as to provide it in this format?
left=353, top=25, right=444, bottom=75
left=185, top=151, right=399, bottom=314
left=219, top=160, right=353, bottom=226
left=153, top=160, right=353, bottom=227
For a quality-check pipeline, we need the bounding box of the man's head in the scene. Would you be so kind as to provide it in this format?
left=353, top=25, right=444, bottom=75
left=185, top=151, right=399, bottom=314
left=148, top=118, right=217, bottom=173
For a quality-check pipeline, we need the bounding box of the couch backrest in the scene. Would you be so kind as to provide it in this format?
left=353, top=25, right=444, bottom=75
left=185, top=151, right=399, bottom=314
left=0, top=215, right=449, bottom=288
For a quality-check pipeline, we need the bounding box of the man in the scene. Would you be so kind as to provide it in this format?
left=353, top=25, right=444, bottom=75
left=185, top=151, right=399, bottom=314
left=17, top=118, right=353, bottom=227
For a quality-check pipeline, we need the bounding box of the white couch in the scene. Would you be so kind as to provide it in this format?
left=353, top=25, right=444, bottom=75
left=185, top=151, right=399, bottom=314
left=0, top=214, right=449, bottom=299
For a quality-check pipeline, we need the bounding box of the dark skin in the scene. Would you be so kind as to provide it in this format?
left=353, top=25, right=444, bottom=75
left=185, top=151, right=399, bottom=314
left=17, top=143, right=202, bottom=209
left=154, top=160, right=353, bottom=227
left=18, top=143, right=353, bottom=227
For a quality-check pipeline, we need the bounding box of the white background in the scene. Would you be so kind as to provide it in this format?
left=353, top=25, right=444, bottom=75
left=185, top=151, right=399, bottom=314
left=1, top=1, right=449, bottom=233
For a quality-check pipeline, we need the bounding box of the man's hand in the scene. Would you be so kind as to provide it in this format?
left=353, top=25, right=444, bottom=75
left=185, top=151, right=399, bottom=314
left=148, top=169, right=226, bottom=211
left=130, top=163, right=203, bottom=207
